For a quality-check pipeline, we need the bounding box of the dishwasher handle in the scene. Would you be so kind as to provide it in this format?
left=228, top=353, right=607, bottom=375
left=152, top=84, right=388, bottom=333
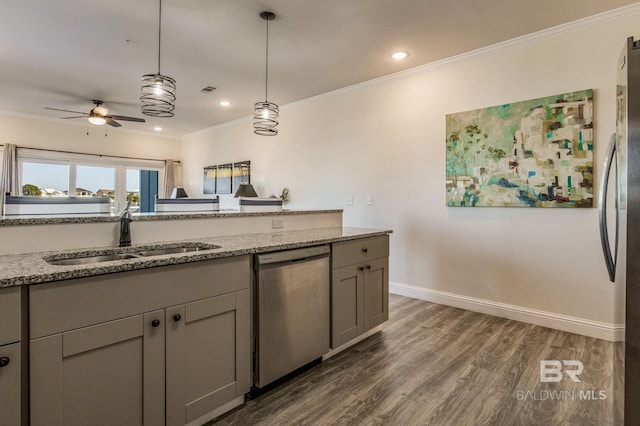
left=255, top=245, right=330, bottom=267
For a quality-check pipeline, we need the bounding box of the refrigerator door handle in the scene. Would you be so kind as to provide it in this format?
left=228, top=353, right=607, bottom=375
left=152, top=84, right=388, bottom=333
left=598, top=133, right=618, bottom=282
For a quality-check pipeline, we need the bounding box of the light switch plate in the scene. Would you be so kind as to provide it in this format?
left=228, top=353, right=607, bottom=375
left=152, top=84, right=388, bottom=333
left=367, top=195, right=374, bottom=205
left=345, top=196, right=353, bottom=206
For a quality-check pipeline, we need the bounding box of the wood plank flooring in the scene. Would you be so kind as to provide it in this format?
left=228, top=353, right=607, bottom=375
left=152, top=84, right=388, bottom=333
left=209, top=294, right=621, bottom=425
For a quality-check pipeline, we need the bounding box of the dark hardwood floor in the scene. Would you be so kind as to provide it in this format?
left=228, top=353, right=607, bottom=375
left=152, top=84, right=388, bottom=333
left=210, top=294, right=620, bottom=425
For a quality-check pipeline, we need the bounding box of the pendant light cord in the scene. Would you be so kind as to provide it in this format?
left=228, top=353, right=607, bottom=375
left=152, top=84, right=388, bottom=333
left=264, top=16, right=270, bottom=102
left=157, top=0, right=163, bottom=74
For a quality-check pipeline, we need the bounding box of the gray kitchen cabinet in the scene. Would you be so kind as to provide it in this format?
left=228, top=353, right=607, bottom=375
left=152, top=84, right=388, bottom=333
left=166, top=290, right=250, bottom=425
left=0, top=287, right=22, bottom=426
left=29, top=256, right=251, bottom=426
left=0, top=342, right=21, bottom=426
left=331, top=235, right=389, bottom=348
left=332, top=263, right=365, bottom=345
left=30, top=311, right=165, bottom=426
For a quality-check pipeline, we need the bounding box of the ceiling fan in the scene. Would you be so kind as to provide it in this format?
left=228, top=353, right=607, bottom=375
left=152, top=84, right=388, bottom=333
left=44, top=100, right=145, bottom=127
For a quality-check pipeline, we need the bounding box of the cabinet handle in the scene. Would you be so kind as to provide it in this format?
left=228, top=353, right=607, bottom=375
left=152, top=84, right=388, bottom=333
left=362, top=248, right=369, bottom=253
left=365, top=265, right=372, bottom=270
left=0, top=357, right=9, bottom=368
left=151, top=319, right=161, bottom=328
left=173, top=314, right=182, bottom=322
left=358, top=266, right=365, bottom=271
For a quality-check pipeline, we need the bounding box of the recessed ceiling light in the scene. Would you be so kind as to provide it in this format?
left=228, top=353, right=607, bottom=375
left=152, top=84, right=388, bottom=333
left=391, top=51, right=409, bottom=60
left=154, top=126, right=162, bottom=131
left=219, top=100, right=231, bottom=107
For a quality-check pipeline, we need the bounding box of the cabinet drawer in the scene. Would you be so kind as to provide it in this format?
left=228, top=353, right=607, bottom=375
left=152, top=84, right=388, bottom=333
left=0, top=287, right=21, bottom=346
left=332, top=235, right=389, bottom=269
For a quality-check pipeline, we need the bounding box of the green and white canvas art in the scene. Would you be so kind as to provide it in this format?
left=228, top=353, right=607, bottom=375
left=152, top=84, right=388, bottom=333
left=445, top=89, right=594, bottom=208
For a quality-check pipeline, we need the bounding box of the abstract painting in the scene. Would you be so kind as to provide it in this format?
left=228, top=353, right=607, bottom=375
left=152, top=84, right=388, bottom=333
left=216, top=163, right=232, bottom=194
left=446, top=89, right=594, bottom=208
left=204, top=161, right=251, bottom=195
left=232, top=161, right=251, bottom=194
left=203, top=165, right=217, bottom=194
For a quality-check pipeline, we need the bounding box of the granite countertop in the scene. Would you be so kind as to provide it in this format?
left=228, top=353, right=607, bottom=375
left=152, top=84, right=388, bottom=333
left=0, top=209, right=343, bottom=226
left=0, top=226, right=392, bottom=288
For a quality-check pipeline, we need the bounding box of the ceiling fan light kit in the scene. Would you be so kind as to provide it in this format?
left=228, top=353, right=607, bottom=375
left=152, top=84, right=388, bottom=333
left=44, top=99, right=145, bottom=128
left=141, top=0, right=176, bottom=117
left=253, top=11, right=279, bottom=136
left=88, top=115, right=106, bottom=126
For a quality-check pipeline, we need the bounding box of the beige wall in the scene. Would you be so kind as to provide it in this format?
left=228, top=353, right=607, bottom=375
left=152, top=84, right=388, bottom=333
left=1, top=8, right=637, bottom=338
left=181, top=8, right=640, bottom=337
left=0, top=112, right=180, bottom=161
left=0, top=212, right=341, bottom=255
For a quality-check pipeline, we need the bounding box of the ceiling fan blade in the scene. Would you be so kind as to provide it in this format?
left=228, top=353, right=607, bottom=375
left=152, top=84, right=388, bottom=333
left=61, top=116, right=88, bottom=119
left=106, top=118, right=122, bottom=127
left=44, top=107, right=88, bottom=115
left=108, top=115, right=145, bottom=123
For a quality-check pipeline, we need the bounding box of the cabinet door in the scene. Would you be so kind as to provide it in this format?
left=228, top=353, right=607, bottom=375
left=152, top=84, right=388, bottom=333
left=0, top=287, right=21, bottom=346
left=363, top=257, right=389, bottom=331
left=331, top=264, right=365, bottom=348
left=166, top=289, right=250, bottom=426
left=30, top=311, right=165, bottom=426
left=0, top=342, right=21, bottom=426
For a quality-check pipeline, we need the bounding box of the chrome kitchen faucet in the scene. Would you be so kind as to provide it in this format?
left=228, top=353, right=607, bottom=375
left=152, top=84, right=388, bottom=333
left=119, top=201, right=133, bottom=247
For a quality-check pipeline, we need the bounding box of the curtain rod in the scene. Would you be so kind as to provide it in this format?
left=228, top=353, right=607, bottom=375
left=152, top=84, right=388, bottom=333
left=0, top=143, right=180, bottom=164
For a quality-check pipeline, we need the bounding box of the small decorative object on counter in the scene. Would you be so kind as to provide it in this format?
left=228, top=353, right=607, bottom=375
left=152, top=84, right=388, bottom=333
left=280, top=187, right=290, bottom=203
left=268, top=187, right=289, bottom=204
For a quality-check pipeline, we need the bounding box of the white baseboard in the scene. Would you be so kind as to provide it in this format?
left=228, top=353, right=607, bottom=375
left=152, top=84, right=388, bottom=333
left=389, top=282, right=624, bottom=342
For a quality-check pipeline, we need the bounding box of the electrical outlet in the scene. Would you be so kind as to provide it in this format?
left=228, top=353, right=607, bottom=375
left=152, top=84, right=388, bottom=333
left=367, top=195, right=374, bottom=205
left=345, top=196, right=353, bottom=206
left=272, top=219, right=284, bottom=229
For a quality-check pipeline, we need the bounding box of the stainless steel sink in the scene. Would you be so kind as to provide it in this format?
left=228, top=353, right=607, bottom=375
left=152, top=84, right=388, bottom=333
left=46, top=253, right=141, bottom=265
left=136, top=246, right=210, bottom=256
left=44, top=243, right=221, bottom=266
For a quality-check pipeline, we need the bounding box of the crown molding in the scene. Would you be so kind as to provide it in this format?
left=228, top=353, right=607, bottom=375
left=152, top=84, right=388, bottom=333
left=289, top=3, right=640, bottom=109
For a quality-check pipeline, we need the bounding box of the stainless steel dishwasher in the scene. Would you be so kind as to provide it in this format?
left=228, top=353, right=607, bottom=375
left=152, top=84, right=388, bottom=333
left=254, top=244, right=330, bottom=389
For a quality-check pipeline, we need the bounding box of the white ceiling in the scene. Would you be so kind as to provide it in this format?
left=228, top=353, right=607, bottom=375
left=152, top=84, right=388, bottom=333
left=0, top=0, right=637, bottom=138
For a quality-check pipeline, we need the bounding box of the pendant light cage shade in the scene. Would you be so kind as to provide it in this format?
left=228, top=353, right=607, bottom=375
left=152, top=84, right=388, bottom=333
left=253, top=11, right=279, bottom=136
left=253, top=101, right=279, bottom=136
left=141, top=73, right=176, bottom=117
left=141, top=0, right=176, bottom=118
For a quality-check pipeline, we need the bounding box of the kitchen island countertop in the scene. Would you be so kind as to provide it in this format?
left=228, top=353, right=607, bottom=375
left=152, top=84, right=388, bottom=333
left=0, top=226, right=392, bottom=288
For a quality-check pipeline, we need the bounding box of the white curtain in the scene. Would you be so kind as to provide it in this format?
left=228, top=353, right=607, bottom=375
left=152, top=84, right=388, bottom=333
left=163, top=160, right=176, bottom=198
left=0, top=143, right=19, bottom=214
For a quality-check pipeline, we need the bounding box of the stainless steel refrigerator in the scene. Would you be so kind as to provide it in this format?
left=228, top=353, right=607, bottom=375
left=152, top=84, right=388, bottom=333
left=599, top=35, right=640, bottom=425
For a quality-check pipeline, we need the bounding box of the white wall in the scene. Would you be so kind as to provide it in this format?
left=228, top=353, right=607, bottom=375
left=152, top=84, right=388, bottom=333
left=0, top=211, right=341, bottom=255
left=0, top=112, right=180, bottom=161
left=182, top=8, right=640, bottom=339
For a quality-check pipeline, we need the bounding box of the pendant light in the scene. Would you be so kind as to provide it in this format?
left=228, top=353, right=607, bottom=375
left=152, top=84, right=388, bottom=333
left=141, top=0, right=176, bottom=117
left=253, top=11, right=279, bottom=136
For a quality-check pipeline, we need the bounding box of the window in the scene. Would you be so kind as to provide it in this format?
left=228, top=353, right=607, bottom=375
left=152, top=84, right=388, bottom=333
left=126, top=169, right=140, bottom=211
left=17, top=149, right=165, bottom=215
left=22, top=161, right=70, bottom=196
